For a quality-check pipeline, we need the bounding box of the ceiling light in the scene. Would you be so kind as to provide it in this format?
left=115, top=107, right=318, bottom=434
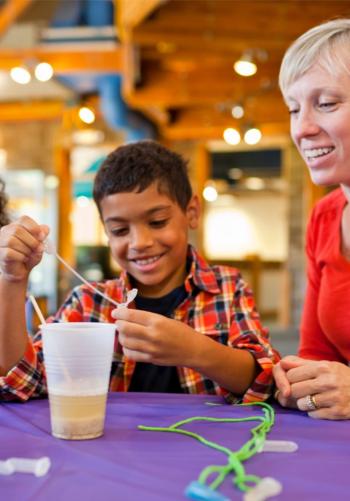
left=35, top=62, right=54, bottom=82
left=231, top=104, right=244, bottom=119
left=244, top=127, right=262, bottom=145
left=223, top=127, right=241, bottom=145
left=10, top=66, right=31, bottom=84
left=234, top=52, right=257, bottom=77
left=78, top=106, right=95, bottom=124
left=203, top=184, right=218, bottom=202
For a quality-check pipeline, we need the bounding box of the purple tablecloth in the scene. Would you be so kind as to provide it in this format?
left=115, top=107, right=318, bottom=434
left=0, top=392, right=349, bottom=500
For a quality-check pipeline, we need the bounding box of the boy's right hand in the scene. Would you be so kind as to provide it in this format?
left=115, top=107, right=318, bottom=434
left=0, top=216, right=49, bottom=283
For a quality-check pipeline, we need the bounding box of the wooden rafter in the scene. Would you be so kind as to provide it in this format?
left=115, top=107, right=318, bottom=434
left=0, top=0, right=33, bottom=36
left=116, top=0, right=166, bottom=38
left=0, top=47, right=123, bottom=73
left=0, top=101, right=65, bottom=121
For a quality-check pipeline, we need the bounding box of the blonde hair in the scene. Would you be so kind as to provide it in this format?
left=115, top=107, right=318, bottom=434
left=279, top=18, right=350, bottom=97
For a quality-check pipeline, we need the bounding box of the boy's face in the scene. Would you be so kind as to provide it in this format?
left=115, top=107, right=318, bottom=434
left=100, top=182, right=199, bottom=298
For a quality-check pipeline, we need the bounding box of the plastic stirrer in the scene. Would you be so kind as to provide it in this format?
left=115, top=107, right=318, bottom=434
left=44, top=239, right=137, bottom=308
left=29, top=295, right=46, bottom=325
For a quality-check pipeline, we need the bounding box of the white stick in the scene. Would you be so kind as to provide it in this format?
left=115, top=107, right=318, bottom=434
left=29, top=295, right=46, bottom=325
left=54, top=253, right=120, bottom=307
left=44, top=239, right=137, bottom=308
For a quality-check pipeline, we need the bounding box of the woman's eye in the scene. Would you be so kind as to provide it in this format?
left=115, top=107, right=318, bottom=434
left=150, top=219, right=168, bottom=228
left=288, top=108, right=299, bottom=115
left=319, top=102, right=337, bottom=110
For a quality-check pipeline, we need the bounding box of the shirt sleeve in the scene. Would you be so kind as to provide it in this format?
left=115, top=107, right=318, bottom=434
left=0, top=336, right=47, bottom=401
left=299, top=209, right=346, bottom=362
left=0, top=288, right=86, bottom=402
left=224, top=274, right=280, bottom=404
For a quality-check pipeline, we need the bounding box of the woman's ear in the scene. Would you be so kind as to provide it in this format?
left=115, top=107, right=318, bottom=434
left=186, top=195, right=200, bottom=230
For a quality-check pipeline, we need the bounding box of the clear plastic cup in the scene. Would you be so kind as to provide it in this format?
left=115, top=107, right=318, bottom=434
left=41, top=322, right=115, bottom=440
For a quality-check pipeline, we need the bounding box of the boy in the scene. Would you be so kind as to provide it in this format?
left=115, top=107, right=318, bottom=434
left=0, top=141, right=278, bottom=403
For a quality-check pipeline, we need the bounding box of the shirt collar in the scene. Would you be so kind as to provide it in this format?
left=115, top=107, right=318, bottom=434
left=184, top=245, right=221, bottom=294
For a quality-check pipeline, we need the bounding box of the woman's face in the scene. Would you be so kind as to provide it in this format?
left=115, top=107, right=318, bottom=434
left=285, top=63, right=350, bottom=187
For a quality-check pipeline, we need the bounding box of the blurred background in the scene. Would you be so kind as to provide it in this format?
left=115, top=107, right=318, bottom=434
left=1, top=0, right=347, bottom=353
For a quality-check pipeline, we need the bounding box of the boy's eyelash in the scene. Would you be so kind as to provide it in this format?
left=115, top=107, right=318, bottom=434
left=150, top=219, right=168, bottom=226
left=111, top=228, right=128, bottom=236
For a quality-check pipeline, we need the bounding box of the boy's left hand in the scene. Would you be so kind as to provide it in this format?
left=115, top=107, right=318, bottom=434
left=112, top=307, right=199, bottom=366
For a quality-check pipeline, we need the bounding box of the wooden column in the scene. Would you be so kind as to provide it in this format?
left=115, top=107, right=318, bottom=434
left=54, top=145, right=74, bottom=303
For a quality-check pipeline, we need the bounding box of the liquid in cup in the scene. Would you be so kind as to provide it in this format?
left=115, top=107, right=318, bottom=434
left=41, top=322, right=115, bottom=440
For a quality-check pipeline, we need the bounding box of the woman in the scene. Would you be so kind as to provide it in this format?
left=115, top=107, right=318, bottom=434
left=0, top=178, right=9, bottom=228
left=274, top=18, right=350, bottom=420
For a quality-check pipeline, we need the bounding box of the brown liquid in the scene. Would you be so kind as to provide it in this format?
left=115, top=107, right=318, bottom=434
left=49, top=393, right=107, bottom=440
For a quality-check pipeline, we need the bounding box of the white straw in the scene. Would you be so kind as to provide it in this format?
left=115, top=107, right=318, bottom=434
left=44, top=239, right=137, bottom=308
left=54, top=253, right=120, bottom=307
left=29, top=295, right=46, bottom=325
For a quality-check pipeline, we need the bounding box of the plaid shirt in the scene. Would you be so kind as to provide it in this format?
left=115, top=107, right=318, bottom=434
left=0, top=246, right=279, bottom=403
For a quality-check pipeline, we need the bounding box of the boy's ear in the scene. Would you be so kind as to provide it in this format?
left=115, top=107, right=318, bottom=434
left=186, top=195, right=200, bottom=229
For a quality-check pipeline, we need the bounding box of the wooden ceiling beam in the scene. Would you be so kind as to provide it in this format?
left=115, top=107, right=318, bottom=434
left=0, top=47, right=123, bottom=72
left=123, top=71, right=281, bottom=108
left=116, top=0, right=166, bottom=39
left=0, top=101, right=65, bottom=121
left=161, top=120, right=290, bottom=142
left=0, top=0, right=33, bottom=36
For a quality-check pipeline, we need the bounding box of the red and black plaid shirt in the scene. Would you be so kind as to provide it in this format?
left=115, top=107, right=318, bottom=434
left=0, top=246, right=279, bottom=403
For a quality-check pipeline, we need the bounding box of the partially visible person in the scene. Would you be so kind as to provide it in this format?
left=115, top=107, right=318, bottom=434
left=0, top=177, right=10, bottom=228
left=274, top=18, right=350, bottom=420
left=0, top=140, right=279, bottom=403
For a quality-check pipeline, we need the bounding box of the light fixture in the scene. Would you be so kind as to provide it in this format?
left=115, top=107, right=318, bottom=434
left=10, top=66, right=31, bottom=84
left=244, top=127, right=262, bottom=145
left=10, top=61, right=54, bottom=84
left=231, top=104, right=244, bottom=119
left=234, top=52, right=257, bottom=77
left=35, top=62, right=54, bottom=82
left=223, top=127, right=241, bottom=145
left=78, top=106, right=96, bottom=124
left=203, top=183, right=218, bottom=203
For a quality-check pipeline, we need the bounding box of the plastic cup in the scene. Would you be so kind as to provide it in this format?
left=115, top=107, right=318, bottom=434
left=41, top=322, right=115, bottom=440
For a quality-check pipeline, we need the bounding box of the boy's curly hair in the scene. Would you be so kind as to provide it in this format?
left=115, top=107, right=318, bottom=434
left=93, top=140, right=192, bottom=213
left=0, top=178, right=9, bottom=228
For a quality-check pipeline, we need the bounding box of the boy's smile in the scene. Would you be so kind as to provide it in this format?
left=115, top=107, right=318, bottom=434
left=100, top=182, right=199, bottom=298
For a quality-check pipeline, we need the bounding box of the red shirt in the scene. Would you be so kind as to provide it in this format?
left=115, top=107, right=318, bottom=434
left=300, top=188, right=350, bottom=363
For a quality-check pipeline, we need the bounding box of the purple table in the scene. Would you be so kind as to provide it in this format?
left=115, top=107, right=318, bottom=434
left=0, top=393, right=348, bottom=500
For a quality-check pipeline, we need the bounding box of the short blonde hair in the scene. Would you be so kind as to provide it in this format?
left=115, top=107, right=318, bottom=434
left=279, top=18, right=350, bottom=97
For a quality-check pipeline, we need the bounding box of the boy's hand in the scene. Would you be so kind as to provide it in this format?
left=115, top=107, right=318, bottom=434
left=0, top=216, right=49, bottom=283
left=112, top=307, right=199, bottom=366
left=273, top=355, right=305, bottom=409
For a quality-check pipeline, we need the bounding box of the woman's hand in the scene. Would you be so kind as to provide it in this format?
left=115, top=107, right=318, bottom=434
left=286, top=360, right=350, bottom=420
left=0, top=216, right=49, bottom=283
left=274, top=355, right=350, bottom=419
